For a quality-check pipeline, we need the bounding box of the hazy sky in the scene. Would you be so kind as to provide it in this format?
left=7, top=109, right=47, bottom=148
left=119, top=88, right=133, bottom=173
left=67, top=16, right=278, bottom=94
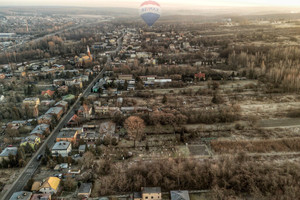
left=2, top=0, right=300, bottom=8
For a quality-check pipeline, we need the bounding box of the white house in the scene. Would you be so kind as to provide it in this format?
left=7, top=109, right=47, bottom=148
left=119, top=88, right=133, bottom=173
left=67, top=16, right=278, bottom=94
left=51, top=141, right=72, bottom=157
left=39, top=177, right=60, bottom=194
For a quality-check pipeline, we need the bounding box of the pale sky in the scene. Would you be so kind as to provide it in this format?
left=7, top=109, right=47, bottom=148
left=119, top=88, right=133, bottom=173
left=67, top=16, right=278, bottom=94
left=2, top=0, right=300, bottom=8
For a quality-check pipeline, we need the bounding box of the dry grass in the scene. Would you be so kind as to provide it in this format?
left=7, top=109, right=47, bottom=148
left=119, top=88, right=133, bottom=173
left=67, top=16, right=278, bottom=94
left=211, top=137, right=300, bottom=153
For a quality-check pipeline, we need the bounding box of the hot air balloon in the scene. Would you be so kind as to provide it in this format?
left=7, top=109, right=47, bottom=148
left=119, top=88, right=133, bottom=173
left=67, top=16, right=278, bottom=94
left=139, top=0, right=161, bottom=27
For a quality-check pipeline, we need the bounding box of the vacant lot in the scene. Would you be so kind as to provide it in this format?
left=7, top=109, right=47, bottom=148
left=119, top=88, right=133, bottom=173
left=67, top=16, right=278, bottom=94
left=211, top=137, right=300, bottom=154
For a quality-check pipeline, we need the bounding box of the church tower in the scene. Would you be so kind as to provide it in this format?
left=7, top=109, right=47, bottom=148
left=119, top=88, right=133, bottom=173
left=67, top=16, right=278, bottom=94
left=87, top=45, right=91, bottom=57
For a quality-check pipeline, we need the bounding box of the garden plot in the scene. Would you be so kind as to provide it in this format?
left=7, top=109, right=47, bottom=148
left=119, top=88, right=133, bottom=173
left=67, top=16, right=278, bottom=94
left=188, top=145, right=211, bottom=156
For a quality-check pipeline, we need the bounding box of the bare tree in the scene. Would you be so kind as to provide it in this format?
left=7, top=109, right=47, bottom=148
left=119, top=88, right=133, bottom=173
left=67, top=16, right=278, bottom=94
left=124, top=116, right=145, bottom=148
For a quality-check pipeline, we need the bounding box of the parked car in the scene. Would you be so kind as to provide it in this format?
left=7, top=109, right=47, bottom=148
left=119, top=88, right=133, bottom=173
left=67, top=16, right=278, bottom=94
left=36, top=154, right=43, bottom=161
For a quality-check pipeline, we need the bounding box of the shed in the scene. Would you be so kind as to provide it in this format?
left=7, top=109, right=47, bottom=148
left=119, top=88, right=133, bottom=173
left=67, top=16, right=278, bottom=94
left=79, top=145, right=86, bottom=154
left=78, top=183, right=92, bottom=198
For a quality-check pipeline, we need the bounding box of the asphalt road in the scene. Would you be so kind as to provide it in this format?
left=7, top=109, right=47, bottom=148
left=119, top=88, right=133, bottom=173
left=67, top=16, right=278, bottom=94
left=1, top=69, right=106, bottom=200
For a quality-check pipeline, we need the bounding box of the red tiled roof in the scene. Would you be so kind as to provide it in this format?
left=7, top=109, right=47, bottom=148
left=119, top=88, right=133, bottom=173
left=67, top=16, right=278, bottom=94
left=41, top=90, right=55, bottom=96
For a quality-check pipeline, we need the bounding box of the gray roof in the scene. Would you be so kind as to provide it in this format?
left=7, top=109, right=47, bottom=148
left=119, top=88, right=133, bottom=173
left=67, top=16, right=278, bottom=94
left=0, top=147, right=18, bottom=157
left=55, top=100, right=68, bottom=107
left=38, top=114, right=53, bottom=121
left=46, top=107, right=63, bottom=115
left=9, top=191, right=32, bottom=200
left=170, top=191, right=190, bottom=200
left=142, top=187, right=161, bottom=194
left=79, top=145, right=86, bottom=151
left=83, top=132, right=100, bottom=140
left=10, top=120, right=26, bottom=125
left=23, top=97, right=39, bottom=102
left=33, top=124, right=49, bottom=131
left=30, top=124, right=50, bottom=135
left=52, top=141, right=71, bottom=150
left=21, top=135, right=39, bottom=143
left=78, top=183, right=92, bottom=194
left=57, top=130, right=77, bottom=139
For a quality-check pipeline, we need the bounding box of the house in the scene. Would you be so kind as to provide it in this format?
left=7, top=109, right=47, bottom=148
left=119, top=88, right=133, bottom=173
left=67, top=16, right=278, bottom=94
left=194, top=72, right=206, bottom=80
left=140, top=75, right=156, bottom=81
left=170, top=191, right=190, bottom=200
left=127, top=84, right=135, bottom=91
left=94, top=106, right=109, bottom=115
left=30, top=193, right=51, bottom=200
left=45, top=107, right=64, bottom=120
left=93, top=101, right=101, bottom=112
left=30, top=124, right=50, bottom=138
left=0, top=147, right=18, bottom=163
left=118, top=74, right=133, bottom=81
left=154, top=79, right=172, bottom=85
left=9, top=191, right=32, bottom=200
left=78, top=104, right=92, bottom=119
left=22, top=99, right=39, bottom=117
left=20, top=135, right=41, bottom=150
left=22, top=98, right=40, bottom=107
left=77, top=183, right=92, bottom=198
left=83, top=125, right=99, bottom=131
left=80, top=131, right=99, bottom=143
left=74, top=81, right=83, bottom=89
left=56, top=129, right=79, bottom=144
left=57, top=86, right=68, bottom=94
left=141, top=187, right=161, bottom=200
left=40, top=100, right=56, bottom=108
left=7, top=120, right=27, bottom=129
left=51, top=141, right=72, bottom=157
left=37, top=114, right=53, bottom=125
left=54, top=100, right=68, bottom=112
left=67, top=114, right=81, bottom=127
left=78, top=145, right=86, bottom=154
left=53, top=79, right=65, bottom=86
left=62, top=94, right=76, bottom=102
left=95, top=106, right=120, bottom=116
left=39, top=177, right=61, bottom=194
left=65, top=79, right=76, bottom=86
left=41, top=90, right=55, bottom=98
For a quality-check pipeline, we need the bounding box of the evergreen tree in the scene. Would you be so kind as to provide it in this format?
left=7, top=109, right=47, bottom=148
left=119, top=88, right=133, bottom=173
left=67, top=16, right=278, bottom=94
left=162, top=94, right=168, bottom=104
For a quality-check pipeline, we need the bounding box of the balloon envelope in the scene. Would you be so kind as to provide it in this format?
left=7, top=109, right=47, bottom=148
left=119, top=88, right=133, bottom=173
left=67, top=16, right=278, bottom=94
left=139, top=1, right=161, bottom=27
